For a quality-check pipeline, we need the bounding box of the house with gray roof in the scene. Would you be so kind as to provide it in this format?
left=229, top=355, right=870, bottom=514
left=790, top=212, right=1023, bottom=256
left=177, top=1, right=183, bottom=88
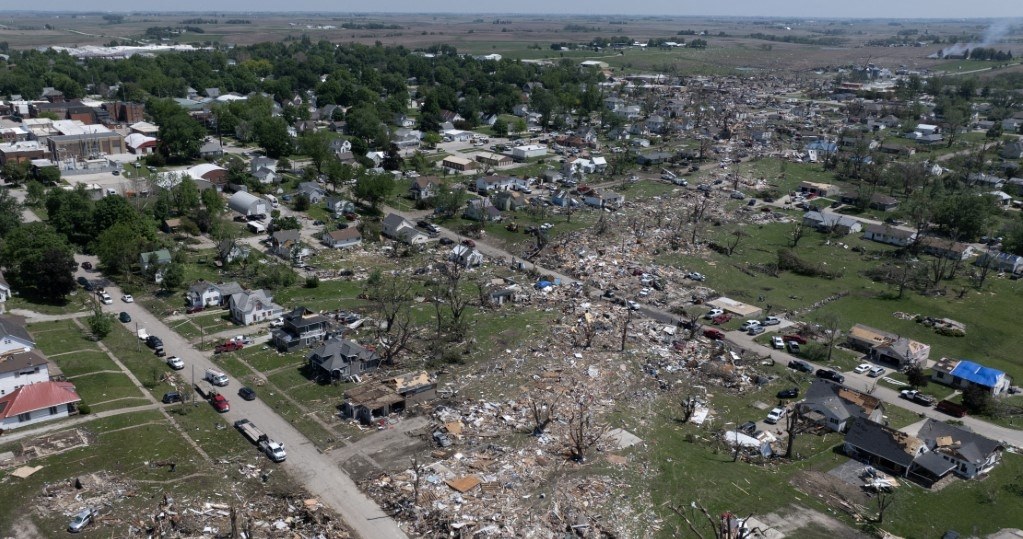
left=0, top=348, right=50, bottom=396
left=0, top=315, right=35, bottom=355
left=802, top=211, right=862, bottom=235
left=186, top=280, right=243, bottom=310
left=797, top=379, right=885, bottom=432
left=272, top=307, right=330, bottom=351
left=307, top=337, right=380, bottom=380
left=915, top=418, right=1003, bottom=479
left=381, top=213, right=428, bottom=245
left=229, top=290, right=284, bottom=326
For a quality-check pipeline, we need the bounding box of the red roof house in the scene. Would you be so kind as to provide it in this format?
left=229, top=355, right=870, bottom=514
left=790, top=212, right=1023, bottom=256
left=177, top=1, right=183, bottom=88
left=0, top=381, right=81, bottom=431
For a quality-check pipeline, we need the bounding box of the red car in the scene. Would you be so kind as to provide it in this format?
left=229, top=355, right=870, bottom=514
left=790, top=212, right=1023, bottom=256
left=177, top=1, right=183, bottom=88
left=782, top=334, right=808, bottom=345
left=214, top=341, right=244, bottom=354
left=711, top=314, right=732, bottom=325
left=210, top=393, right=230, bottom=413
left=703, top=328, right=725, bottom=340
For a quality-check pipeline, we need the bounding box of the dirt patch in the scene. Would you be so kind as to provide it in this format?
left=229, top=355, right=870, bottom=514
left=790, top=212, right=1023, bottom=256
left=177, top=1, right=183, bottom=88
left=757, top=503, right=864, bottom=539
left=6, top=514, right=47, bottom=539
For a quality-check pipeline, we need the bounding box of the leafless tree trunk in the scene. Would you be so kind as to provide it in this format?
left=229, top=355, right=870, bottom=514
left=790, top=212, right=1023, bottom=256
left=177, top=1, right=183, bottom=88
left=410, top=456, right=425, bottom=505
left=973, top=254, right=995, bottom=289
left=785, top=406, right=802, bottom=459
left=790, top=220, right=805, bottom=248
left=726, top=229, right=748, bottom=256
left=567, top=399, right=610, bottom=462
left=817, top=313, right=842, bottom=363
left=874, top=490, right=895, bottom=523
left=529, top=392, right=561, bottom=436
left=621, top=305, right=633, bottom=352
left=377, top=308, right=418, bottom=365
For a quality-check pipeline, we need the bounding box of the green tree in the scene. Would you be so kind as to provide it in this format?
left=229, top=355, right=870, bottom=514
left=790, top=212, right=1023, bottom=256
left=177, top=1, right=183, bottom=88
left=0, top=188, right=23, bottom=238
left=255, top=117, right=293, bottom=158
left=491, top=117, right=508, bottom=136
left=161, top=262, right=185, bottom=290
left=45, top=186, right=94, bottom=248
left=87, top=308, right=114, bottom=340
left=0, top=222, right=76, bottom=301
left=95, top=222, right=147, bottom=277
left=92, top=194, right=151, bottom=241
left=25, top=180, right=46, bottom=207
left=201, top=187, right=225, bottom=215
left=353, top=172, right=395, bottom=210
left=962, top=384, right=992, bottom=415
left=299, top=131, right=332, bottom=173
left=934, top=194, right=994, bottom=241
left=1, top=161, right=29, bottom=185
left=172, top=176, right=201, bottom=215
left=158, top=113, right=204, bottom=162
left=36, top=166, right=61, bottom=184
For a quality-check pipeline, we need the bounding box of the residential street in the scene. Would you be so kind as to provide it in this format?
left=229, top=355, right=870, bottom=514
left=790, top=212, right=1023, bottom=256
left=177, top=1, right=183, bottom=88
left=73, top=257, right=408, bottom=539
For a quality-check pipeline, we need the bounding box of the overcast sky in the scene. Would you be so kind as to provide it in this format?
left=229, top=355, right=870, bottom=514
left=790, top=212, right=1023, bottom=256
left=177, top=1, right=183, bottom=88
left=11, top=1, right=1023, bottom=18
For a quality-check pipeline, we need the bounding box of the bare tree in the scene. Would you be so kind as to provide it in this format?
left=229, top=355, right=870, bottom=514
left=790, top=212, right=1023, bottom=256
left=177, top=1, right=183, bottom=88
left=874, top=490, right=895, bottom=523
left=529, top=391, right=561, bottom=436
left=785, top=406, right=803, bottom=459
left=789, top=220, right=805, bottom=248
left=621, top=305, right=633, bottom=352
left=365, top=272, right=415, bottom=331
left=726, top=229, right=748, bottom=256
left=577, top=313, right=599, bottom=348
left=972, top=253, right=995, bottom=289
left=665, top=501, right=757, bottom=539
left=689, top=196, right=714, bottom=245
left=567, top=399, right=610, bottom=462
left=816, top=313, right=842, bottom=363
left=376, top=307, right=419, bottom=365
left=409, top=456, right=425, bottom=505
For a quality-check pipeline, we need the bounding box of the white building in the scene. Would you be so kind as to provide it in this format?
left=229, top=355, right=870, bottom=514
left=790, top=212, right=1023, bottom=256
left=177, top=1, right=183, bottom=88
left=511, top=144, right=548, bottom=161
left=228, top=191, right=269, bottom=216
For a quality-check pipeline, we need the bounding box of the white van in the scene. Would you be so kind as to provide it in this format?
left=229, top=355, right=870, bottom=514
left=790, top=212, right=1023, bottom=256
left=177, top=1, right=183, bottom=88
left=264, top=194, right=279, bottom=208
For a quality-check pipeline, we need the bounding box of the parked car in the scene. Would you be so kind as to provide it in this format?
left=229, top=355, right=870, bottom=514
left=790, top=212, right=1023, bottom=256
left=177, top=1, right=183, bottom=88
left=118, top=312, right=131, bottom=323
left=76, top=276, right=88, bottom=286
left=765, top=407, right=787, bottom=424
left=239, top=387, right=257, bottom=401
left=711, top=314, right=732, bottom=325
left=161, top=391, right=182, bottom=404
left=771, top=336, right=785, bottom=349
left=687, top=272, right=706, bottom=282
left=777, top=387, right=799, bottom=399
left=703, top=328, right=725, bottom=340
left=868, top=366, right=886, bottom=378
left=748, top=325, right=766, bottom=336
left=626, top=300, right=640, bottom=310
left=145, top=336, right=163, bottom=350
left=704, top=308, right=725, bottom=319
left=853, top=363, right=872, bottom=374
left=761, top=316, right=781, bottom=326
left=99, top=292, right=113, bottom=305
left=737, top=421, right=757, bottom=436
left=166, top=356, right=184, bottom=370
left=936, top=399, right=967, bottom=417
left=815, top=369, right=845, bottom=384
left=782, top=334, right=807, bottom=345
left=80, top=261, right=93, bottom=270
left=739, top=320, right=761, bottom=332
left=788, top=359, right=813, bottom=373
left=121, top=294, right=134, bottom=303
left=68, top=508, right=96, bottom=533
left=900, top=389, right=937, bottom=407
left=154, top=348, right=166, bottom=357
left=786, top=342, right=801, bottom=354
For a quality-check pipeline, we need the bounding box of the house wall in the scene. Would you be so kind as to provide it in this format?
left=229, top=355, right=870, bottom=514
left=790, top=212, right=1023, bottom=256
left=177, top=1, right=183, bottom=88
left=0, top=403, right=72, bottom=431
left=0, top=367, right=49, bottom=396
left=232, top=305, right=283, bottom=326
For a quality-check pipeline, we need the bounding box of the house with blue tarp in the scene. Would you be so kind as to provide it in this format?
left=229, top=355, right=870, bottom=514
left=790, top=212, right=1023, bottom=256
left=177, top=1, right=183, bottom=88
left=931, top=357, right=1012, bottom=396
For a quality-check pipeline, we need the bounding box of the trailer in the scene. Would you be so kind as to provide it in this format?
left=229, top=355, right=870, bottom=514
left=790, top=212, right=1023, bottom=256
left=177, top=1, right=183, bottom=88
left=195, top=381, right=230, bottom=412
left=234, top=419, right=287, bottom=462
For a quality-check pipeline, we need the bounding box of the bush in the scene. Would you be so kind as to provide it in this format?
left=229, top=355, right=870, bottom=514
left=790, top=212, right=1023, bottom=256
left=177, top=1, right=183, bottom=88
left=87, top=310, right=114, bottom=340
left=305, top=275, right=320, bottom=288
left=777, top=248, right=842, bottom=279
left=77, top=403, right=91, bottom=415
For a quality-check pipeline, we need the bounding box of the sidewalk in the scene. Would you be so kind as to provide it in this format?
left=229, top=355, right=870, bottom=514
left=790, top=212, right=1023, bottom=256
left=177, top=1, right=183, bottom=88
left=0, top=404, right=159, bottom=444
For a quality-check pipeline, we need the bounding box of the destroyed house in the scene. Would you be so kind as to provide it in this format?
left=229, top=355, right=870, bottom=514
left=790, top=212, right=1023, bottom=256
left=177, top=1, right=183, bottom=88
left=845, top=324, right=929, bottom=369
left=798, top=379, right=885, bottom=432
left=916, top=419, right=1003, bottom=479
left=341, top=371, right=436, bottom=424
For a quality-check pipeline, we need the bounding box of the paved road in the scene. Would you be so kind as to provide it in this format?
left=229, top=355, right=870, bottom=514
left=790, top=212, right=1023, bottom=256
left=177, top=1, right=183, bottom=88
left=76, top=259, right=407, bottom=539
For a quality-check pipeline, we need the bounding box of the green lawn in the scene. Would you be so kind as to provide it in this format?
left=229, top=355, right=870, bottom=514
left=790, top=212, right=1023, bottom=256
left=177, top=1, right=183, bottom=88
left=71, top=371, right=144, bottom=410
left=31, top=320, right=98, bottom=356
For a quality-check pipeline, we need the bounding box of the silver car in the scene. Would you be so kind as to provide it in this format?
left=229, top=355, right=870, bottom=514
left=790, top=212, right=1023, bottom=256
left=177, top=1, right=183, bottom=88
left=68, top=508, right=95, bottom=533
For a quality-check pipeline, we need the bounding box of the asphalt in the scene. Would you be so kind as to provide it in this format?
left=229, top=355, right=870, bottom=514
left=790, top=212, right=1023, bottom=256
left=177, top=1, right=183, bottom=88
left=73, top=255, right=408, bottom=539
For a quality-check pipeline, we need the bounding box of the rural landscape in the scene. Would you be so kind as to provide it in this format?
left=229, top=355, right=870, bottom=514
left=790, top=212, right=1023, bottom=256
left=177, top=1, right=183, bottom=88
left=0, top=8, right=1023, bottom=538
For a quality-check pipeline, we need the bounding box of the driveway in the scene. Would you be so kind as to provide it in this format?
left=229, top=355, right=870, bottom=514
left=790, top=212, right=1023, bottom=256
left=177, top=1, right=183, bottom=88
left=77, top=260, right=407, bottom=539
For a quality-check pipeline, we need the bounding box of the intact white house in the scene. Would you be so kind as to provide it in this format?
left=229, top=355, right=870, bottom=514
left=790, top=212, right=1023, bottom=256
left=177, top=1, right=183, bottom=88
left=229, top=290, right=285, bottom=326
left=0, top=348, right=49, bottom=396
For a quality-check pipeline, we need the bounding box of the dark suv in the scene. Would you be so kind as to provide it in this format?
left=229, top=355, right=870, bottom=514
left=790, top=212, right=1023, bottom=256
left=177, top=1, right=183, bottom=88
left=788, top=359, right=813, bottom=373
left=815, top=369, right=845, bottom=384
left=145, top=335, right=164, bottom=350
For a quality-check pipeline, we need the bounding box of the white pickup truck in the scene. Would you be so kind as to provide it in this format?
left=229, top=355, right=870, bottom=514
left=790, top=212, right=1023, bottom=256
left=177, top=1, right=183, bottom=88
left=234, top=419, right=287, bottom=462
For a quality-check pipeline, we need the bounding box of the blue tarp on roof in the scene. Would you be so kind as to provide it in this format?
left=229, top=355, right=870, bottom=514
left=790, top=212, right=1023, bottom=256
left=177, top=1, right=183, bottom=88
left=950, top=360, right=1004, bottom=388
